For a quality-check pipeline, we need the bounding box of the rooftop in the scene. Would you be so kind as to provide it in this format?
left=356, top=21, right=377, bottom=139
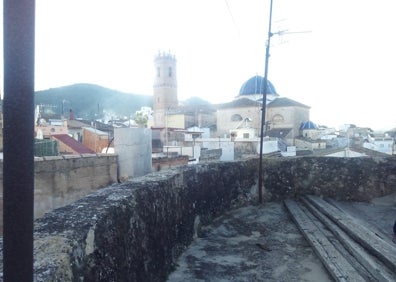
left=268, top=97, right=310, bottom=109
left=168, top=194, right=396, bottom=281
left=265, top=128, right=292, bottom=138
left=51, top=134, right=95, bottom=154
left=216, top=97, right=261, bottom=109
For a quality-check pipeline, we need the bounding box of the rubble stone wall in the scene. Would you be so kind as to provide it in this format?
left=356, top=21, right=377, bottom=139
left=151, top=155, right=189, bottom=172
left=264, top=156, right=396, bottom=201
left=11, top=156, right=396, bottom=280
left=33, top=160, right=257, bottom=281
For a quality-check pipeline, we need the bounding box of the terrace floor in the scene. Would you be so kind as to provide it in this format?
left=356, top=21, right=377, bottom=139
left=168, top=193, right=396, bottom=282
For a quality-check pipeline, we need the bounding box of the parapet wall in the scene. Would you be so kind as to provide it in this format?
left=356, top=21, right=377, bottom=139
left=33, top=159, right=257, bottom=281
left=264, top=156, right=396, bottom=201
left=0, top=154, right=118, bottom=233
left=152, top=155, right=189, bottom=171
left=34, top=154, right=118, bottom=218
left=11, top=156, right=396, bottom=280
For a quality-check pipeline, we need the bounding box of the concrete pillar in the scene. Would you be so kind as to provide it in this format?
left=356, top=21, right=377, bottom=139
left=114, top=128, right=152, bottom=180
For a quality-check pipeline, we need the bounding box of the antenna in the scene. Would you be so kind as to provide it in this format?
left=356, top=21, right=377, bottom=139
left=273, top=29, right=312, bottom=36
left=270, top=18, right=312, bottom=45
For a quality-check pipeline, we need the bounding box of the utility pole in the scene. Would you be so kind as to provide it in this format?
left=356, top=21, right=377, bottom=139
left=258, top=0, right=274, bottom=204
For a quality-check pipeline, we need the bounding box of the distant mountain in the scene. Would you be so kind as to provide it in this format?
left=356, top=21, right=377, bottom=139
left=35, top=83, right=153, bottom=119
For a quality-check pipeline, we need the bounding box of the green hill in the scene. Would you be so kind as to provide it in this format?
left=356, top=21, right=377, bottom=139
left=35, top=83, right=153, bottom=119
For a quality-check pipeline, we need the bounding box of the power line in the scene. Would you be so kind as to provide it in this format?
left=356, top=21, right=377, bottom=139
left=224, top=0, right=240, bottom=36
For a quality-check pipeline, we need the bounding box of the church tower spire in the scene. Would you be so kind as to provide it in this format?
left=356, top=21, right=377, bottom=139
left=153, top=51, right=178, bottom=127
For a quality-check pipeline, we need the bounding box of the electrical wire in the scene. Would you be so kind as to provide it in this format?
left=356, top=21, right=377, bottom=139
left=224, top=0, right=240, bottom=36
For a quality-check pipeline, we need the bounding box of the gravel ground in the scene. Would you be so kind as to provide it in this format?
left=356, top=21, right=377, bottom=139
left=167, top=202, right=333, bottom=282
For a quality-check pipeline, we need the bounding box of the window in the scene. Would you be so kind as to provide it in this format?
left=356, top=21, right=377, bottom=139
left=231, top=114, right=243, bottom=122
left=168, top=67, right=172, bottom=77
left=272, top=114, right=284, bottom=123
left=157, top=67, right=160, bottom=77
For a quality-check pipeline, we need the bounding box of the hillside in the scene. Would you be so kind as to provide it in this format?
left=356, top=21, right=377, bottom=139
left=35, top=84, right=153, bottom=119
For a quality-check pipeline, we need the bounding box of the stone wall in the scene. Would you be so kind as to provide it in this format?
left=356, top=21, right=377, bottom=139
left=234, top=141, right=259, bottom=159
left=152, top=155, right=189, bottom=171
left=6, top=156, right=396, bottom=281
left=0, top=154, right=118, bottom=233
left=263, top=156, right=396, bottom=202
left=32, top=159, right=258, bottom=281
left=201, top=138, right=235, bottom=161
left=199, top=148, right=222, bottom=162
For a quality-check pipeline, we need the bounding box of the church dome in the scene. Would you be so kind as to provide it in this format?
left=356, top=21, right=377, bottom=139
left=239, top=75, right=277, bottom=96
left=300, top=121, right=318, bottom=130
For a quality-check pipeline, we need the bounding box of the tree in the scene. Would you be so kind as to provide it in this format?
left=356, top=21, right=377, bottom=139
left=133, top=111, right=148, bottom=127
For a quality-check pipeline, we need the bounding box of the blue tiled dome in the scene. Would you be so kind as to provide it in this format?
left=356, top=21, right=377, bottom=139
left=300, top=121, right=318, bottom=130
left=239, top=75, right=277, bottom=95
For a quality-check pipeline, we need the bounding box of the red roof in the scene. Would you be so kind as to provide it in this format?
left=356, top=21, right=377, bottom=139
left=51, top=134, right=95, bottom=154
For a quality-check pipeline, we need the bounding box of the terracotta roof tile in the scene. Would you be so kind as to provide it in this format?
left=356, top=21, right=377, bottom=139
left=52, top=134, right=95, bottom=154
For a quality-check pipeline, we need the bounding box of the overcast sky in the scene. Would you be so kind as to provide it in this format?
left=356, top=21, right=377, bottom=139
left=23, top=1, right=396, bottom=130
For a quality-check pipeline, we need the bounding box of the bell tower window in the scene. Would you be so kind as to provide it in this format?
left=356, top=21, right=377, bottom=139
left=168, top=67, right=172, bottom=77
left=157, top=67, right=160, bottom=77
